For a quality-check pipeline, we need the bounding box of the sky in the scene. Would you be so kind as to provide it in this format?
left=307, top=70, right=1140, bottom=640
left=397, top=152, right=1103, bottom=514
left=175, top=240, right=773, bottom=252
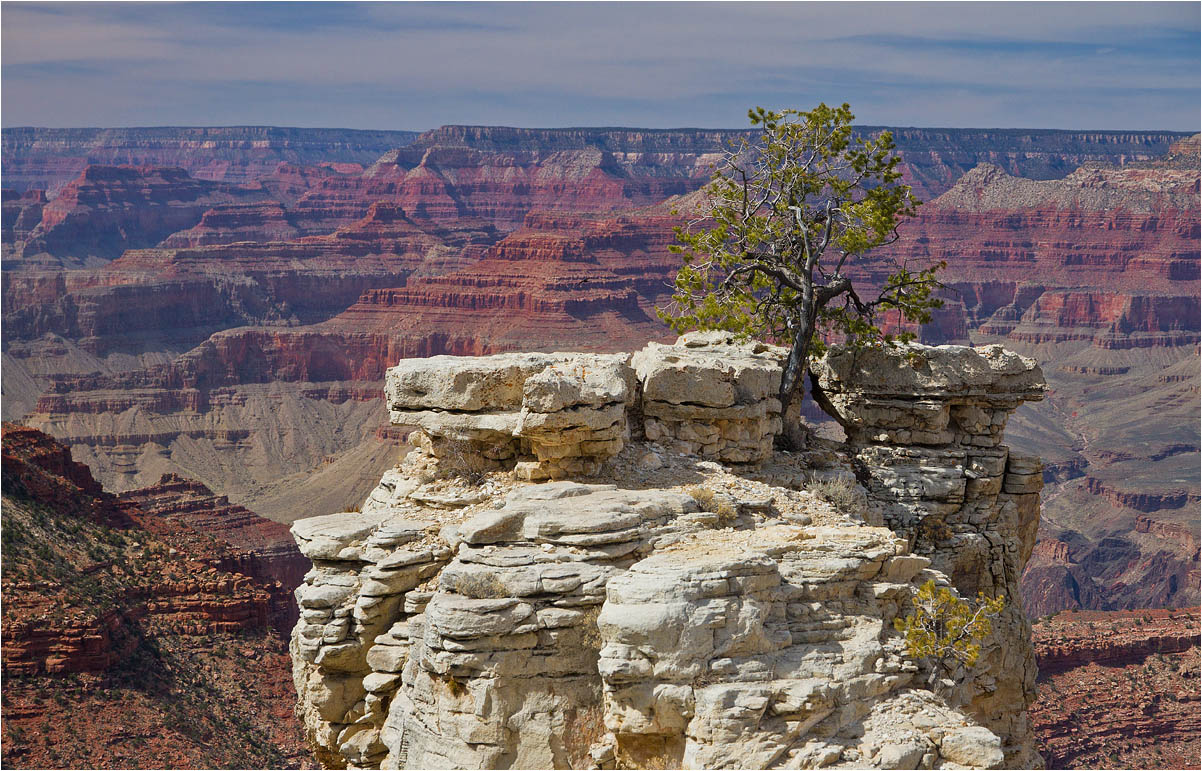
left=2, top=1, right=1199, bottom=131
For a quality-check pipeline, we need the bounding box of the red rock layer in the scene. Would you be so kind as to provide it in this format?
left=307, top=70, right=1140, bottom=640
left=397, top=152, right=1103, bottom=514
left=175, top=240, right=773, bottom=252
left=1084, top=477, right=1202, bottom=513
left=14, top=165, right=268, bottom=264
left=18, top=207, right=682, bottom=426
left=161, top=201, right=301, bottom=246
left=0, top=423, right=137, bottom=529
left=4, top=201, right=499, bottom=350
left=897, top=141, right=1201, bottom=349
left=1034, top=607, right=1201, bottom=672
left=1, top=636, right=314, bottom=769
left=1, top=188, right=47, bottom=245
left=1030, top=608, right=1201, bottom=769
left=311, top=210, right=682, bottom=355
left=0, top=424, right=299, bottom=681
left=117, top=473, right=310, bottom=592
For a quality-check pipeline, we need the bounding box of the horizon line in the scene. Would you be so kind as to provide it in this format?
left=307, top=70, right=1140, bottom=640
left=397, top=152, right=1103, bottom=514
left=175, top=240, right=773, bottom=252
left=3, top=124, right=1198, bottom=135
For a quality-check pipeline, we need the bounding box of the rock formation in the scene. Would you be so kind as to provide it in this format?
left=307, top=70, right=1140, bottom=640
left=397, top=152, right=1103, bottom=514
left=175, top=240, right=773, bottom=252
left=855, top=135, right=1201, bottom=618
left=1, top=126, right=421, bottom=194
left=10, top=165, right=270, bottom=265
left=1029, top=608, right=1201, bottom=769
left=289, top=338, right=1046, bottom=769
left=635, top=333, right=785, bottom=464
left=3, top=128, right=1195, bottom=624
left=0, top=424, right=313, bottom=769
left=117, top=473, right=312, bottom=603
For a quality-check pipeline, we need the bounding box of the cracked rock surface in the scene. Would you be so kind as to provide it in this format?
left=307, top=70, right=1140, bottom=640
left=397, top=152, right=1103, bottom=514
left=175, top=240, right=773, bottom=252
left=291, top=341, right=1046, bottom=769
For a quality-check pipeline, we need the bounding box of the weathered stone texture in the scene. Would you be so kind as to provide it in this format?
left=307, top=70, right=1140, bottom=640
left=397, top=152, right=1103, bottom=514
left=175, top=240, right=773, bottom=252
left=386, top=352, right=637, bottom=480
left=635, top=331, right=786, bottom=464
left=292, top=341, right=1047, bottom=770
left=812, top=343, right=1046, bottom=768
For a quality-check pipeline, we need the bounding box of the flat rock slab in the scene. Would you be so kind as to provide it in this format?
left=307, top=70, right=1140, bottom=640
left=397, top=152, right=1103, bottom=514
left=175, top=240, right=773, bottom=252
left=292, top=511, right=434, bottom=560
left=813, top=343, right=1045, bottom=399
left=457, top=483, right=697, bottom=545
left=386, top=352, right=562, bottom=412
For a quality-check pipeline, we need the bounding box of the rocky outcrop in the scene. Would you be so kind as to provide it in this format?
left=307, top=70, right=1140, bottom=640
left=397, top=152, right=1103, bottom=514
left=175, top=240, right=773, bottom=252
left=635, top=332, right=786, bottom=463
left=0, top=426, right=314, bottom=769
left=810, top=345, right=1046, bottom=765
left=387, top=351, right=636, bottom=481
left=596, top=526, right=992, bottom=771
left=0, top=424, right=287, bottom=672
left=385, top=333, right=785, bottom=481
left=117, top=473, right=311, bottom=594
left=290, top=341, right=1046, bottom=769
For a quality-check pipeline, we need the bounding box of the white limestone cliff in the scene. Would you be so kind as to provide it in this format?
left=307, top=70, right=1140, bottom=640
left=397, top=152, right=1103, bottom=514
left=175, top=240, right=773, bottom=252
left=290, top=336, right=1046, bottom=770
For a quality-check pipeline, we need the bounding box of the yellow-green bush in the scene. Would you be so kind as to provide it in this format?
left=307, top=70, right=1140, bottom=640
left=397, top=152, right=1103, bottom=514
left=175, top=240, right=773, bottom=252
left=894, top=579, right=1004, bottom=672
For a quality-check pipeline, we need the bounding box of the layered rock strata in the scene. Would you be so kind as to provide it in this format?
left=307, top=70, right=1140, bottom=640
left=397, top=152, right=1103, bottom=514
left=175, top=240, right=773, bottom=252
left=290, top=341, right=1046, bottom=770
left=811, top=345, right=1046, bottom=761
left=386, top=333, right=785, bottom=483
left=386, top=352, right=637, bottom=481
left=1029, top=608, right=1201, bottom=770
left=635, top=333, right=785, bottom=463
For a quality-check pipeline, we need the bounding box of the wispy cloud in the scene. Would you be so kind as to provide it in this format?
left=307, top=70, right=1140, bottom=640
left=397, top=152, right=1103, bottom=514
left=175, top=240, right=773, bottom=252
left=2, top=1, right=1198, bottom=130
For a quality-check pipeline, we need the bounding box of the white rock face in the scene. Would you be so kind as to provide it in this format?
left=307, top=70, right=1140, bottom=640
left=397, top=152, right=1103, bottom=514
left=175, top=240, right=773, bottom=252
left=812, top=343, right=1046, bottom=768
left=386, top=352, right=637, bottom=480
left=291, top=342, right=1046, bottom=770
left=634, top=332, right=787, bottom=463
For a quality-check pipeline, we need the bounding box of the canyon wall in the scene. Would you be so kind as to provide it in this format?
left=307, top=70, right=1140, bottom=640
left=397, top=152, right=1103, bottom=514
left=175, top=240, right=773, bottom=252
left=289, top=338, right=1046, bottom=770
left=881, top=137, right=1201, bottom=617
left=1, top=126, right=420, bottom=193
left=2, top=127, right=1196, bottom=626
left=0, top=424, right=313, bottom=768
left=1029, top=608, right=1201, bottom=770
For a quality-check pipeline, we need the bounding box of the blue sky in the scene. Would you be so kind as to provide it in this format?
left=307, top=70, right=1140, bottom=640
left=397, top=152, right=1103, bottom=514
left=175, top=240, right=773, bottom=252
left=2, top=2, right=1198, bottom=130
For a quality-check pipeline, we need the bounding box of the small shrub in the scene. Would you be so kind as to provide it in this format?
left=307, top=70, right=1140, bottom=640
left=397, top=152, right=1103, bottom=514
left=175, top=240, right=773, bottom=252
left=578, top=606, right=603, bottom=652
left=895, top=579, right=1005, bottom=686
left=453, top=571, right=508, bottom=599
left=684, top=485, right=737, bottom=525
left=441, top=674, right=467, bottom=698
left=805, top=474, right=862, bottom=512
left=434, top=439, right=490, bottom=485
left=684, top=485, right=715, bottom=509
left=918, top=515, right=953, bottom=543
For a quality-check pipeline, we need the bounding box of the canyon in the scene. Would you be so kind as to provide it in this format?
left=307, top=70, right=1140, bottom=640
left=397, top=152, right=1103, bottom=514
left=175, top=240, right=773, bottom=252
left=2, top=124, right=1197, bottom=631
left=0, top=424, right=313, bottom=768
left=1029, top=607, right=1200, bottom=769
left=1, top=126, right=420, bottom=194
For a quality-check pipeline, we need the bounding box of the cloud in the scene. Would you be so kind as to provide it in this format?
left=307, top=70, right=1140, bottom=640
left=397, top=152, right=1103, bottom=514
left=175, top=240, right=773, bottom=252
left=2, top=1, right=1198, bottom=129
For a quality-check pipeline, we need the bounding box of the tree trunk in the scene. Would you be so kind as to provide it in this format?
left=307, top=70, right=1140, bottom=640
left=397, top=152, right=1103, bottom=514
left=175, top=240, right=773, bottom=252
left=778, top=304, right=816, bottom=451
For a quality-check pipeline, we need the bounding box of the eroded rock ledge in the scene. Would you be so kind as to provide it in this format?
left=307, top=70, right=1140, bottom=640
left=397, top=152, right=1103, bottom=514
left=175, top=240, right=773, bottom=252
left=290, top=335, right=1046, bottom=770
